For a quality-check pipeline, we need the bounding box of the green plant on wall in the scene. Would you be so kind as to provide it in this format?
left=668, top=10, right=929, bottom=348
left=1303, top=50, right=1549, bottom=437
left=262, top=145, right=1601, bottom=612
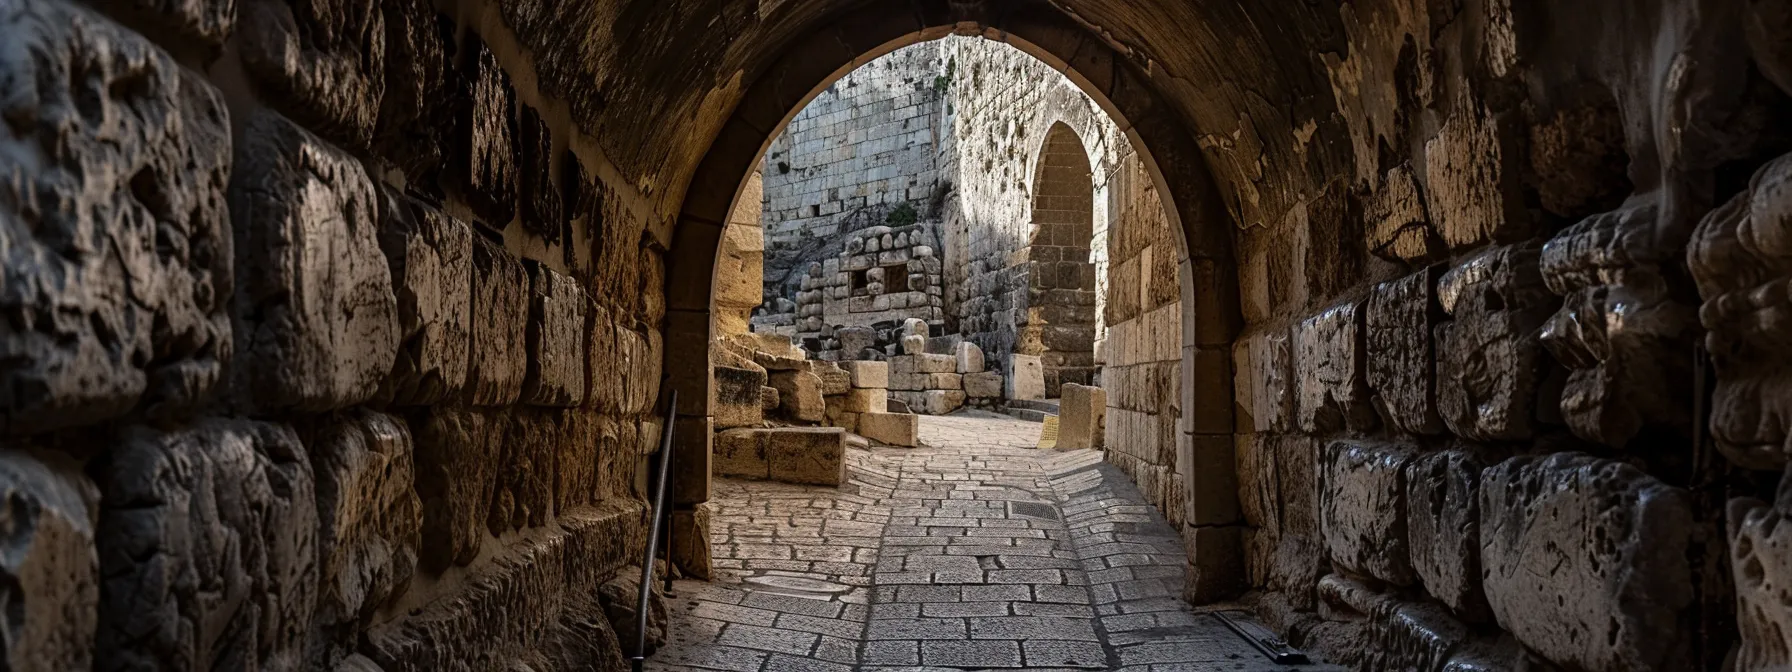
left=886, top=202, right=918, bottom=227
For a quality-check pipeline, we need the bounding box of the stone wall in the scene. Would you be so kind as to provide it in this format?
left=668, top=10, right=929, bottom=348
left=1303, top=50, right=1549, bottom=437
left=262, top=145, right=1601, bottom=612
left=715, top=171, right=765, bottom=336
left=1101, top=148, right=1187, bottom=528
left=0, top=0, right=659, bottom=668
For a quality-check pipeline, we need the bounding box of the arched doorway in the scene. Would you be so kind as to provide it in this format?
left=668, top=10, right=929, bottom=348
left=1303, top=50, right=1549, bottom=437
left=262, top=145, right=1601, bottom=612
left=663, top=7, right=1246, bottom=602
left=1018, top=121, right=1098, bottom=396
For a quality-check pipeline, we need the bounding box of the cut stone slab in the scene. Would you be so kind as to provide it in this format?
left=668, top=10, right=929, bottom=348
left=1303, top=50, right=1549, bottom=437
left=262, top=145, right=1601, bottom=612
left=760, top=386, right=780, bottom=411
left=1007, top=355, right=1046, bottom=400
left=844, top=388, right=888, bottom=414
left=892, top=390, right=966, bottom=415
left=522, top=262, right=588, bottom=407
left=0, top=1, right=233, bottom=434
left=0, top=451, right=97, bottom=671
left=234, top=109, right=398, bottom=413
left=1057, top=384, right=1106, bottom=451
left=965, top=372, right=1004, bottom=398
left=901, top=334, right=926, bottom=354
left=1365, top=268, right=1445, bottom=435
left=409, top=408, right=500, bottom=570
left=955, top=341, right=986, bottom=373
left=1405, top=450, right=1490, bottom=621
left=1320, top=440, right=1416, bottom=586
left=465, top=234, right=529, bottom=406
left=376, top=189, right=473, bottom=406
left=813, top=363, right=852, bottom=396
left=843, top=360, right=889, bottom=389
left=1295, top=301, right=1376, bottom=433
left=715, top=428, right=770, bottom=479
left=306, top=410, right=423, bottom=652
left=1237, top=329, right=1294, bottom=433
left=98, top=418, right=318, bottom=671
left=892, top=354, right=957, bottom=374
left=1435, top=243, right=1555, bottom=441
left=239, top=0, right=386, bottom=148
left=1481, top=452, right=1694, bottom=671
left=767, top=427, right=847, bottom=486
left=449, top=39, right=517, bottom=227
left=715, top=365, right=768, bottom=429
left=770, top=370, right=826, bottom=422
left=672, top=503, right=715, bottom=580
left=859, top=412, right=919, bottom=447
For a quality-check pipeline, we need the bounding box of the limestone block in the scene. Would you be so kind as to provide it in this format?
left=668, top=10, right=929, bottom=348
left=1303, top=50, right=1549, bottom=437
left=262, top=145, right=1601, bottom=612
left=893, top=390, right=965, bottom=415
left=1435, top=243, right=1556, bottom=441
left=813, top=363, right=852, bottom=395
left=1690, top=153, right=1792, bottom=469
left=306, top=410, right=423, bottom=647
left=466, top=234, right=529, bottom=406
left=838, top=327, right=878, bottom=355
left=844, top=388, right=888, bottom=413
left=715, top=428, right=770, bottom=479
left=1365, top=268, right=1445, bottom=435
left=1058, top=384, right=1107, bottom=450
left=376, top=190, right=472, bottom=406
left=554, top=412, right=603, bottom=511
left=1405, top=450, right=1489, bottom=621
left=902, top=317, right=929, bottom=339
left=91, top=0, right=235, bottom=48
left=410, top=408, right=499, bottom=570
left=1729, top=471, right=1792, bottom=669
left=924, top=372, right=963, bottom=390
left=234, top=110, right=398, bottom=412
left=0, top=2, right=232, bottom=434
left=843, top=360, right=888, bottom=389
left=760, top=386, right=780, bottom=411
left=98, top=419, right=317, bottom=671
left=372, top=0, right=451, bottom=184
left=715, top=365, right=767, bottom=429
left=523, top=263, right=589, bottom=407
left=955, top=341, right=986, bottom=373
left=1366, top=164, right=1443, bottom=262
left=450, top=40, right=517, bottom=227
left=517, top=106, right=563, bottom=241
left=767, top=427, right=846, bottom=486
left=1243, top=330, right=1293, bottom=433
left=770, top=370, right=826, bottom=422
left=239, top=0, right=384, bottom=147
left=860, top=412, right=919, bottom=446
left=752, top=349, right=808, bottom=371
left=1424, top=99, right=1528, bottom=250
left=1007, top=354, right=1046, bottom=400
left=1320, top=440, right=1416, bottom=585
left=617, top=327, right=661, bottom=416
left=965, top=372, right=1004, bottom=398
left=1294, top=301, right=1376, bottom=433
left=1541, top=197, right=1695, bottom=447
left=672, top=503, right=715, bottom=581
left=0, top=451, right=97, bottom=671
left=888, top=372, right=924, bottom=391
left=1481, top=453, right=1693, bottom=671
left=901, top=334, right=926, bottom=354
left=916, top=354, right=956, bottom=373
left=489, top=410, right=558, bottom=534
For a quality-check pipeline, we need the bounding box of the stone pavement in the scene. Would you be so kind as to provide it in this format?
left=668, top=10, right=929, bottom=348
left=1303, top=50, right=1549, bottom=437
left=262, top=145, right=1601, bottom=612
left=651, top=411, right=1338, bottom=671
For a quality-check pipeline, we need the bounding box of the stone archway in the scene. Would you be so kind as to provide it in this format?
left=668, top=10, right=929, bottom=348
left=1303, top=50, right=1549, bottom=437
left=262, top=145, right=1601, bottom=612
left=663, top=5, right=1247, bottom=601
left=1019, top=121, right=1099, bottom=396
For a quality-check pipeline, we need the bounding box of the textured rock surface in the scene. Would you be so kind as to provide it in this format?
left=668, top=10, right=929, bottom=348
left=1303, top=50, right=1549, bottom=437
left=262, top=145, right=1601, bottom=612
left=0, top=1, right=232, bottom=434
left=91, top=0, right=235, bottom=49
left=859, top=411, right=918, bottom=446
left=234, top=109, right=397, bottom=412
left=522, top=262, right=588, bottom=407
left=812, top=362, right=851, bottom=396
left=0, top=452, right=98, bottom=671
left=306, top=410, right=423, bottom=658
left=964, top=371, right=1004, bottom=398
left=1241, top=330, right=1293, bottom=434
left=1481, top=453, right=1693, bottom=671
left=1435, top=244, right=1555, bottom=441
left=409, top=408, right=499, bottom=571
left=1729, top=471, right=1792, bottom=670
left=1541, top=197, right=1696, bottom=448
left=1320, top=440, right=1415, bottom=585
left=1295, top=302, right=1376, bottom=434
left=372, top=0, right=451, bottom=186
left=843, top=360, right=889, bottom=389
left=376, top=189, right=472, bottom=405
left=465, top=235, right=528, bottom=406
left=451, top=39, right=518, bottom=228
left=1405, top=450, right=1489, bottom=621
left=1365, top=269, right=1444, bottom=435
left=489, top=410, right=559, bottom=534
left=97, top=419, right=317, bottom=671
left=1058, top=383, right=1106, bottom=450
left=1423, top=100, right=1527, bottom=251
left=238, top=0, right=385, bottom=148
left=1006, top=354, right=1045, bottom=400
left=715, top=428, right=771, bottom=479
left=517, top=106, right=564, bottom=242
left=766, top=427, right=847, bottom=486
left=770, top=370, right=825, bottom=422
left=715, top=365, right=768, bottom=429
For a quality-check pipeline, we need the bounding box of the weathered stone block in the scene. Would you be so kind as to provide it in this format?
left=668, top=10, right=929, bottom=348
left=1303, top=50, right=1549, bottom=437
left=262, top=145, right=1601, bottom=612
left=1405, top=450, right=1489, bottom=621
left=889, top=372, right=924, bottom=391
left=92, top=0, right=235, bottom=49
left=239, top=0, right=384, bottom=148
left=372, top=0, right=451, bottom=184
left=892, top=389, right=965, bottom=415
left=234, top=110, right=398, bottom=412
left=376, top=190, right=472, bottom=405
left=451, top=40, right=518, bottom=227
left=1320, top=440, right=1416, bottom=585
left=964, top=372, right=1004, bottom=398
left=1295, top=302, right=1376, bottom=433
left=1690, top=153, right=1792, bottom=470
left=770, top=370, right=825, bottom=422
left=409, top=408, right=499, bottom=570
left=715, top=365, right=767, bottom=429
left=1729, top=470, right=1792, bottom=670
left=813, top=363, right=851, bottom=396
left=466, top=235, right=529, bottom=406
left=1541, top=197, right=1696, bottom=448
left=489, top=410, right=558, bottom=534
left=1365, top=268, right=1445, bottom=435
left=1238, top=330, right=1293, bottom=434
left=522, top=263, right=588, bottom=407
left=859, top=412, right=918, bottom=447
left=1007, top=354, right=1045, bottom=400
left=767, top=427, right=846, bottom=485
left=843, top=360, right=889, bottom=389
left=837, top=327, right=878, bottom=355
left=98, top=419, right=317, bottom=671
left=1424, top=100, right=1528, bottom=251
left=618, top=327, right=661, bottom=416
left=1058, top=384, right=1106, bottom=450
left=0, top=1, right=232, bottom=434
left=901, top=334, right=926, bottom=354
left=0, top=451, right=97, bottom=671
left=672, top=503, right=715, bottom=581
left=844, top=388, right=887, bottom=414
left=1480, top=453, right=1693, bottom=671
left=517, top=106, right=563, bottom=241
left=1435, top=243, right=1556, bottom=441
left=1366, top=164, right=1443, bottom=262
left=955, top=341, right=986, bottom=373
left=760, top=386, right=780, bottom=411
left=306, top=410, right=423, bottom=653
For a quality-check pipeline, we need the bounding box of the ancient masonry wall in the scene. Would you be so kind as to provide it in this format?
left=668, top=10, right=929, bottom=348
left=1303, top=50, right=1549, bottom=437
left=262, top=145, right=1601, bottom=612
left=1101, top=149, right=1186, bottom=529
left=716, top=171, right=766, bottom=336
left=0, top=0, right=663, bottom=668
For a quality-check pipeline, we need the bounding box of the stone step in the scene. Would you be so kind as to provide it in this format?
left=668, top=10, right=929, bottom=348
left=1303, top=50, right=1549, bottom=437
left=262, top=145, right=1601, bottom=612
left=1004, top=408, right=1054, bottom=423
left=1006, top=398, right=1060, bottom=414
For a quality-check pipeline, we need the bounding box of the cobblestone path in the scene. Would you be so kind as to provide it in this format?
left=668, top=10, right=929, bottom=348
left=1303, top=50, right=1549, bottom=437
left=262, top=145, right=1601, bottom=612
left=651, top=412, right=1334, bottom=671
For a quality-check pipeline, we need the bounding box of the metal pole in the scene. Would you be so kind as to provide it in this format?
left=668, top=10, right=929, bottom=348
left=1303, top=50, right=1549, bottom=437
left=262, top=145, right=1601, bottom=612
left=663, top=430, right=677, bottom=597
left=631, top=389, right=678, bottom=672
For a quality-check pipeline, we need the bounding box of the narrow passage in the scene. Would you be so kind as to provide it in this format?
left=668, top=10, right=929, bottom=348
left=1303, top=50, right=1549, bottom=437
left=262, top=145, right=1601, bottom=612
left=650, top=413, right=1338, bottom=671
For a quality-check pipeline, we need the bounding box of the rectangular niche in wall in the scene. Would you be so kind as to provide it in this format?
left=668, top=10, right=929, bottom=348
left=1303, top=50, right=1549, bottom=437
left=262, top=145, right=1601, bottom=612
left=883, top=265, right=910, bottom=293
